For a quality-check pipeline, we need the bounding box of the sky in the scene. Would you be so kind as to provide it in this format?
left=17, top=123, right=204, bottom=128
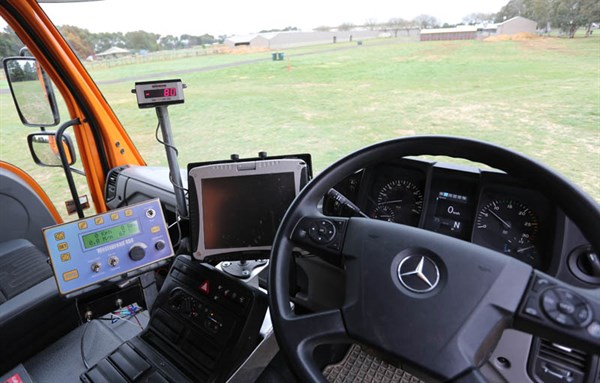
left=3, top=0, right=509, bottom=37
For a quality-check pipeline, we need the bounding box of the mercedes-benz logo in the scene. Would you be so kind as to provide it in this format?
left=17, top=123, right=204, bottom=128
left=397, top=255, right=440, bottom=293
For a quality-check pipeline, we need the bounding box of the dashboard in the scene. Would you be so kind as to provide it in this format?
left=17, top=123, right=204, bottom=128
left=105, top=162, right=598, bottom=285
left=323, top=158, right=556, bottom=270
left=104, top=160, right=599, bottom=383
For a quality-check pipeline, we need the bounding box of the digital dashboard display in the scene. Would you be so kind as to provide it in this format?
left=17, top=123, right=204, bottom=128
left=81, top=221, right=140, bottom=249
left=201, top=173, right=296, bottom=250
left=134, top=79, right=184, bottom=108
left=144, top=88, right=177, bottom=99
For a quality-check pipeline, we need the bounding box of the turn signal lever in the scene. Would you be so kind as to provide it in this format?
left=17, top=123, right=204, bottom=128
left=327, top=188, right=369, bottom=218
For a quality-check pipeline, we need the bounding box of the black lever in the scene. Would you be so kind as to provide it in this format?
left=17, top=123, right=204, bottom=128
left=327, top=188, right=369, bottom=218
left=585, top=252, right=600, bottom=277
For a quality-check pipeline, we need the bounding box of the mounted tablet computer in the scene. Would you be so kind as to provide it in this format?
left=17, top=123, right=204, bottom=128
left=189, top=158, right=307, bottom=261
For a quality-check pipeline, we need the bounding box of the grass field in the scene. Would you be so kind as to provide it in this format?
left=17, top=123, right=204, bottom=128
left=1, top=36, right=599, bottom=218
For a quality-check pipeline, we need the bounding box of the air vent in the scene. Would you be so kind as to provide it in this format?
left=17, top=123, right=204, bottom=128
left=538, top=339, right=588, bottom=372
left=105, top=166, right=126, bottom=202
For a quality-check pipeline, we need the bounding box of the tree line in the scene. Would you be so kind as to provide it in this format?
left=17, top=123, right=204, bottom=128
left=6, top=60, right=38, bottom=82
left=318, top=0, right=598, bottom=37
left=0, top=26, right=221, bottom=59
left=496, top=0, right=598, bottom=37
left=59, top=26, right=222, bottom=58
left=1, top=0, right=597, bottom=58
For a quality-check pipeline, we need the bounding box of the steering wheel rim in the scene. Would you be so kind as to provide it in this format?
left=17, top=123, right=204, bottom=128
left=268, top=136, right=600, bottom=382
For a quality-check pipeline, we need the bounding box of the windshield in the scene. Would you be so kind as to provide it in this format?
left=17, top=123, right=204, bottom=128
left=1, top=0, right=598, bottom=209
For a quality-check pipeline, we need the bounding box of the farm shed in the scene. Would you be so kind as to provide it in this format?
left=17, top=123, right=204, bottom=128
left=420, top=26, right=477, bottom=41
left=419, top=16, right=538, bottom=42
left=95, top=46, right=130, bottom=59
left=495, top=16, right=537, bottom=35
left=225, top=30, right=414, bottom=49
left=224, top=34, right=259, bottom=47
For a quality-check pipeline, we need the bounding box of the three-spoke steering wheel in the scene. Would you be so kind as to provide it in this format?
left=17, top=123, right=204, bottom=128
left=268, top=136, right=600, bottom=382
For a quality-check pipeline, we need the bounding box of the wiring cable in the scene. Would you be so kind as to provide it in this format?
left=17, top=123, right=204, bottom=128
left=93, top=304, right=145, bottom=331
left=80, top=320, right=91, bottom=369
left=154, top=121, right=189, bottom=250
left=96, top=314, right=144, bottom=330
left=168, top=213, right=184, bottom=248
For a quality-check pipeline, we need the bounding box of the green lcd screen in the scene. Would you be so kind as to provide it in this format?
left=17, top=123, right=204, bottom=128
left=82, top=220, right=140, bottom=249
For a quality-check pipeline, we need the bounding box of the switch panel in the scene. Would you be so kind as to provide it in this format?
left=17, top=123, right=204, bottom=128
left=43, top=198, right=174, bottom=295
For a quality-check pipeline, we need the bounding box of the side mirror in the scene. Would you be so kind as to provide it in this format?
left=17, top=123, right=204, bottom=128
left=2, top=57, right=60, bottom=127
left=27, top=132, right=76, bottom=167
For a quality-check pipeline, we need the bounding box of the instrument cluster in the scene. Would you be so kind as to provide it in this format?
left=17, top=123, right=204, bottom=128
left=324, top=158, right=555, bottom=269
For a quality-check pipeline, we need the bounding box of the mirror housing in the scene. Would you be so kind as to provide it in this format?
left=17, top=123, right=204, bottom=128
left=2, top=57, right=60, bottom=127
left=27, top=132, right=76, bottom=167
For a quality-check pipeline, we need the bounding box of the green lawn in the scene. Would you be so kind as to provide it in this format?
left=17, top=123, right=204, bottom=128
left=1, top=36, right=599, bottom=219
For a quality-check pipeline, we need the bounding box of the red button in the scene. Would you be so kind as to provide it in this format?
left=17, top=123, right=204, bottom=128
left=4, top=373, right=24, bottom=383
left=198, top=280, right=210, bottom=295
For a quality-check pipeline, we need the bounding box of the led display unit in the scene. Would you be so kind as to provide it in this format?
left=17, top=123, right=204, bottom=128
left=81, top=221, right=140, bottom=249
left=133, top=79, right=185, bottom=108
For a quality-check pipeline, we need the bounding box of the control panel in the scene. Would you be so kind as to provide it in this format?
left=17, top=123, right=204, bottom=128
left=139, top=257, right=268, bottom=382
left=81, top=256, right=268, bottom=383
left=292, top=216, right=348, bottom=253
left=516, top=271, right=600, bottom=355
left=43, top=198, right=174, bottom=295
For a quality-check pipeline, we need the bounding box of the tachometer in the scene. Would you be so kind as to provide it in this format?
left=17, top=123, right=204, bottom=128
left=371, top=205, right=396, bottom=222
left=371, top=179, right=423, bottom=226
left=473, top=199, right=540, bottom=264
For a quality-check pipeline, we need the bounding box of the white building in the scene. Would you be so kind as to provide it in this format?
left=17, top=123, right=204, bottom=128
left=225, top=30, right=418, bottom=49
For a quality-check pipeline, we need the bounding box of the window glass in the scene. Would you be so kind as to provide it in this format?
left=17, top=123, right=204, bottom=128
left=0, top=23, right=95, bottom=221
left=1, top=2, right=599, bottom=204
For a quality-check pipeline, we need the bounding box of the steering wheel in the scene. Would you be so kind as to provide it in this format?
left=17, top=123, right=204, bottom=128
left=268, top=136, right=600, bottom=382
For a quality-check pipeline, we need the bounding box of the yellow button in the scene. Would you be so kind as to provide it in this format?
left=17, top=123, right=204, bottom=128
left=151, top=225, right=160, bottom=233
left=125, top=209, right=133, bottom=217
left=95, top=217, right=104, bottom=225
left=110, top=212, right=119, bottom=221
left=78, top=221, right=88, bottom=230
left=54, top=232, right=65, bottom=241
left=63, top=269, right=79, bottom=281
left=60, top=253, right=71, bottom=262
left=57, top=242, right=68, bottom=251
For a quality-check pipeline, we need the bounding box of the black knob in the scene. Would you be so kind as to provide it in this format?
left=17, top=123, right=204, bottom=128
left=155, top=240, right=165, bottom=251
left=129, top=244, right=146, bottom=261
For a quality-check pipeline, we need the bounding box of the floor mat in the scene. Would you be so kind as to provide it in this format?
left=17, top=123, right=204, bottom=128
left=23, top=310, right=149, bottom=383
left=323, top=344, right=424, bottom=383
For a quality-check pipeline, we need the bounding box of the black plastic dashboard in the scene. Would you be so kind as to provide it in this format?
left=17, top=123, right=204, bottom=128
left=103, top=160, right=599, bottom=383
left=323, top=158, right=597, bottom=286
left=104, top=161, right=599, bottom=287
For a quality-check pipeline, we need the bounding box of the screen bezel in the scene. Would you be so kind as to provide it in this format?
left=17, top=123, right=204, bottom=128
left=189, top=159, right=306, bottom=261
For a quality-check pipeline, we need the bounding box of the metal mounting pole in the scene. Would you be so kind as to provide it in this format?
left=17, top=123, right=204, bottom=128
left=155, top=106, right=188, bottom=219
left=56, top=118, right=84, bottom=218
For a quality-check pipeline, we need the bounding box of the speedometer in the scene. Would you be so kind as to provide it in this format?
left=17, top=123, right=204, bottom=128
left=473, top=199, right=540, bottom=264
left=371, top=179, right=423, bottom=226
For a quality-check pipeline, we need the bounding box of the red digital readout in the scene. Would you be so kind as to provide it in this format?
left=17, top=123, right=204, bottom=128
left=144, top=87, right=177, bottom=99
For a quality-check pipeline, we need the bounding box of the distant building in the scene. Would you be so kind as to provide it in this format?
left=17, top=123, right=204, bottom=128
left=420, top=26, right=478, bottom=41
left=420, top=16, right=538, bottom=42
left=495, top=16, right=537, bottom=35
left=225, top=30, right=418, bottom=49
left=95, top=46, right=130, bottom=59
